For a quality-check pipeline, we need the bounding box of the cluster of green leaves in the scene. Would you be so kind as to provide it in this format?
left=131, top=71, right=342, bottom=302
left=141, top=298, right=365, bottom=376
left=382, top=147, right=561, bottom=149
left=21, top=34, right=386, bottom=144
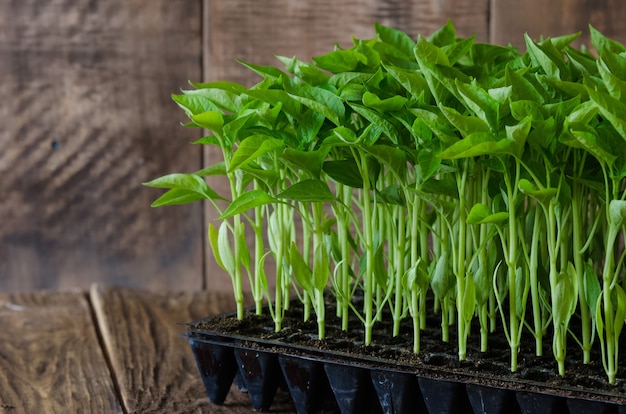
left=145, top=21, right=626, bottom=384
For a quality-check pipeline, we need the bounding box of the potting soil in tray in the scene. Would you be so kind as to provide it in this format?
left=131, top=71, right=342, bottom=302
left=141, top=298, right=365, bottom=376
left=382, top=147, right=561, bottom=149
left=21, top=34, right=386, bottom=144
left=185, top=298, right=626, bottom=413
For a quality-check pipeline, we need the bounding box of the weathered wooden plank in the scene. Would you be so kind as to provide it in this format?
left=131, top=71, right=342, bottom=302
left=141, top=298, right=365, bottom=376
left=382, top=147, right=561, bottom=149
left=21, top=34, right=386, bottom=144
left=0, top=0, right=204, bottom=292
left=201, top=0, right=490, bottom=291
left=491, top=0, right=626, bottom=48
left=0, top=290, right=123, bottom=413
left=90, top=284, right=294, bottom=413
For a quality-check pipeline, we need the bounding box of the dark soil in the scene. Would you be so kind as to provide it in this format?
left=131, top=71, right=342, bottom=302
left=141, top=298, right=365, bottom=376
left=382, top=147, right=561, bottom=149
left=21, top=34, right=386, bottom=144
left=189, top=295, right=626, bottom=405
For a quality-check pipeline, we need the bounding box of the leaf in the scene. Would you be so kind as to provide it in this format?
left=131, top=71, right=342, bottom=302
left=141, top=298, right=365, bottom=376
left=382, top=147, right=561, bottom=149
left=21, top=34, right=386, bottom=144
left=415, top=35, right=450, bottom=66
left=349, top=103, right=400, bottom=145
left=237, top=59, right=287, bottom=81
left=277, top=179, right=335, bottom=203
left=518, top=178, right=557, bottom=206
left=375, top=22, right=416, bottom=59
left=323, top=159, right=363, bottom=188
left=313, top=244, right=330, bottom=291
left=229, top=135, right=285, bottom=172
left=365, top=144, right=408, bottom=179
left=431, top=252, right=452, bottom=300
left=194, top=162, right=227, bottom=177
left=463, top=276, right=476, bottom=323
left=428, top=20, right=457, bottom=47
left=362, top=91, right=407, bottom=112
left=587, top=87, right=626, bottom=141
left=219, top=190, right=277, bottom=220
left=281, top=147, right=330, bottom=178
left=172, top=93, right=220, bottom=116
left=466, top=203, right=509, bottom=224
left=276, top=55, right=331, bottom=85
left=553, top=263, right=578, bottom=327
left=144, top=173, right=227, bottom=202
left=190, top=111, right=224, bottom=131
left=614, top=285, right=626, bottom=338
left=149, top=188, right=207, bottom=207
left=438, top=132, right=496, bottom=159
left=440, top=105, right=491, bottom=136
left=208, top=223, right=226, bottom=272
left=217, top=221, right=236, bottom=275
left=583, top=261, right=601, bottom=319
left=312, top=49, right=368, bottom=73
left=609, top=199, right=626, bottom=229
left=455, top=79, right=499, bottom=129
left=182, top=87, right=243, bottom=113
left=289, top=242, right=313, bottom=293
left=590, top=25, right=626, bottom=54
left=284, top=82, right=345, bottom=126
left=569, top=127, right=617, bottom=167
left=524, top=34, right=566, bottom=80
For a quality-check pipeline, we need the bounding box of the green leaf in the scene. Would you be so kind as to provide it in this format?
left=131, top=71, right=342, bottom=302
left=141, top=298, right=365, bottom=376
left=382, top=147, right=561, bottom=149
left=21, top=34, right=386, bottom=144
left=467, top=203, right=509, bottom=224
left=583, top=261, right=601, bottom=319
left=365, top=144, right=407, bottom=179
left=385, top=65, right=430, bottom=100
left=442, top=36, right=475, bottom=65
left=217, top=221, right=235, bottom=275
left=237, top=59, right=287, bottom=81
left=455, top=79, right=499, bottom=129
left=518, top=178, right=557, bottom=206
left=277, top=179, right=335, bottom=203
left=208, top=223, right=226, bottom=272
left=229, top=135, right=285, bottom=172
left=281, top=147, right=330, bottom=178
left=313, top=244, right=330, bottom=291
left=569, top=127, right=617, bottom=167
left=219, top=190, right=277, bottom=220
left=463, top=276, right=476, bottom=323
left=440, top=105, right=491, bottom=136
left=590, top=25, right=626, bottom=54
left=431, top=252, right=453, bottom=300
left=190, top=111, right=224, bottom=131
left=404, top=259, right=429, bottom=290
left=149, top=188, right=206, bottom=207
left=524, top=34, right=567, bottom=80
left=375, top=22, right=416, bottom=59
left=438, top=132, right=496, bottom=159
left=428, top=20, right=457, bottom=47
left=172, top=93, right=220, bottom=116
left=194, top=162, right=227, bottom=177
left=323, top=159, right=363, bottom=188
left=362, top=91, right=407, bottom=112
left=144, top=173, right=227, bottom=202
left=182, top=87, right=243, bottom=113
left=609, top=199, right=626, bottom=229
left=289, top=242, right=313, bottom=293
left=588, top=85, right=626, bottom=140
left=415, top=34, right=450, bottom=66
left=276, top=55, right=331, bottom=85
left=614, top=285, right=626, bottom=338
left=312, top=49, right=368, bottom=73
left=416, top=148, right=441, bottom=183
left=598, top=57, right=626, bottom=103
left=553, top=264, right=578, bottom=327
left=284, top=82, right=345, bottom=126
left=349, top=103, right=400, bottom=145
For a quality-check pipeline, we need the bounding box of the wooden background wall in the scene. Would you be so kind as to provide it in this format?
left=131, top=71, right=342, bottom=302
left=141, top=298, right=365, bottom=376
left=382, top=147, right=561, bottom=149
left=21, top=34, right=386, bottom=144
left=1, top=0, right=625, bottom=293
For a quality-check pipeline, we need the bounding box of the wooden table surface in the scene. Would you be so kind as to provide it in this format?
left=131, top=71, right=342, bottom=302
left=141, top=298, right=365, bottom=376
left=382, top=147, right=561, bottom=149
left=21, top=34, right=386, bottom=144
left=0, top=285, right=296, bottom=413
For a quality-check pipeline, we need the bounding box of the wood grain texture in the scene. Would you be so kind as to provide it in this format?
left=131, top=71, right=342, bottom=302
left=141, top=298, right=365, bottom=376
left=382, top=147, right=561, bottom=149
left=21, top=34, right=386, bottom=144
left=0, top=290, right=122, bottom=413
left=491, top=0, right=626, bottom=48
left=0, top=0, right=204, bottom=291
left=90, top=284, right=293, bottom=413
left=201, top=0, right=490, bottom=291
